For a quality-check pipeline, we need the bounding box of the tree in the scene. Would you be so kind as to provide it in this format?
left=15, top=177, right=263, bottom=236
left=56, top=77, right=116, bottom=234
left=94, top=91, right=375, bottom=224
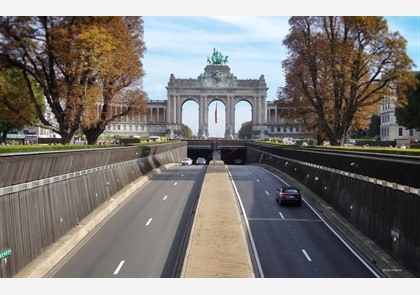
left=0, top=16, right=148, bottom=144
left=277, top=16, right=415, bottom=146
left=0, top=61, right=44, bottom=143
left=395, top=72, right=420, bottom=131
left=238, top=121, right=252, bottom=139
left=367, top=114, right=381, bottom=138
left=77, top=17, right=148, bottom=144
left=181, top=123, right=193, bottom=138
left=351, top=114, right=380, bottom=138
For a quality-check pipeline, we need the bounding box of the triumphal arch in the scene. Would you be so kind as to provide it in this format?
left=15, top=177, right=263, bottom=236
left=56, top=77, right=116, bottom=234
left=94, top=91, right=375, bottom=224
left=166, top=49, right=268, bottom=139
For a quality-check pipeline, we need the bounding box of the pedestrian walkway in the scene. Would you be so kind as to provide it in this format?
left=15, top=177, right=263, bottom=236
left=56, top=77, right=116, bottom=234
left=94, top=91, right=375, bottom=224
left=180, top=160, right=255, bottom=278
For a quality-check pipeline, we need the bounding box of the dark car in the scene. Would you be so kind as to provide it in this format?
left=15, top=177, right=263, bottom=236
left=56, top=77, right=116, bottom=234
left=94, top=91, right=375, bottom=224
left=196, top=157, right=206, bottom=165
left=276, top=186, right=302, bottom=206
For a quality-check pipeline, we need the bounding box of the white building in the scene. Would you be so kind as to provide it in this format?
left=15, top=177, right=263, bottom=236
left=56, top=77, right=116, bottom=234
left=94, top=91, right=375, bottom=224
left=380, top=74, right=420, bottom=143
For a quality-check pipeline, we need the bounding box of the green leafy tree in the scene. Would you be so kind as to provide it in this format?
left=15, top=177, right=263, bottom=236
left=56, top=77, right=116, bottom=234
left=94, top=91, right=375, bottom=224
left=238, top=121, right=252, bottom=139
left=0, top=61, right=44, bottom=143
left=395, top=72, right=420, bottom=131
left=277, top=16, right=415, bottom=146
left=181, top=123, right=193, bottom=138
left=367, top=114, right=381, bottom=138
left=351, top=114, right=380, bottom=139
left=0, top=16, right=147, bottom=144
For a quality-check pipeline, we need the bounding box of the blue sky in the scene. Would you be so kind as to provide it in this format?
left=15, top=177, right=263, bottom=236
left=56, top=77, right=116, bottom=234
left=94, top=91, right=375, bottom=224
left=5, top=1, right=420, bottom=138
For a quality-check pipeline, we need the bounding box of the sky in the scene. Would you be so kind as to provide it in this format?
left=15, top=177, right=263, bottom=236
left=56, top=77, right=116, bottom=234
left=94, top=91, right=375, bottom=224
left=4, top=1, right=420, bottom=139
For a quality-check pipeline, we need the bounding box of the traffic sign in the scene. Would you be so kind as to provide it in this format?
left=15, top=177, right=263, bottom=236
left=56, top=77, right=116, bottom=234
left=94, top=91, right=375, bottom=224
left=0, top=248, right=12, bottom=259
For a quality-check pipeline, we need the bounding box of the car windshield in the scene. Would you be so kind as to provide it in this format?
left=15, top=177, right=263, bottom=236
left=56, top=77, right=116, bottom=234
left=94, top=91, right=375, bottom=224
left=285, top=189, right=299, bottom=193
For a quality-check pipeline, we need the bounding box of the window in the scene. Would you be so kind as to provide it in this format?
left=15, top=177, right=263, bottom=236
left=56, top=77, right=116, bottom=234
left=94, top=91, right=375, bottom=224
left=409, top=129, right=414, bottom=136
left=398, top=128, right=403, bottom=136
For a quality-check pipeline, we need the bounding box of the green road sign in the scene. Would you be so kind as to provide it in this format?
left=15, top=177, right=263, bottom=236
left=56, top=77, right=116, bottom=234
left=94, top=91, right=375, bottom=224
left=0, top=248, right=12, bottom=259
left=391, top=230, right=401, bottom=239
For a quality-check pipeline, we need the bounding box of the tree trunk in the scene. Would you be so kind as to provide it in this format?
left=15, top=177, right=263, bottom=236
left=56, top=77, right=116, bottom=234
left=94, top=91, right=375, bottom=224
left=1, top=128, right=8, bottom=144
left=58, top=132, right=77, bottom=145
left=83, top=127, right=105, bottom=145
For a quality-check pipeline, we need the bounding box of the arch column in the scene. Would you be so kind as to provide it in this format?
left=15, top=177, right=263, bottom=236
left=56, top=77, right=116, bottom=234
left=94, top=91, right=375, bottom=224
left=252, top=96, right=258, bottom=124
left=225, top=95, right=235, bottom=138
left=176, top=96, right=182, bottom=124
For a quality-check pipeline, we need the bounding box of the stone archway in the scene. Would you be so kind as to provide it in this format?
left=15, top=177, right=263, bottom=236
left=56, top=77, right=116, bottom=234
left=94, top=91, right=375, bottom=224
left=166, top=52, right=268, bottom=139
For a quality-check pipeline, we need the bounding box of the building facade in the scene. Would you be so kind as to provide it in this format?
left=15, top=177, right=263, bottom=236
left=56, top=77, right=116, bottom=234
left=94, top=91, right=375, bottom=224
left=379, top=72, right=420, bottom=142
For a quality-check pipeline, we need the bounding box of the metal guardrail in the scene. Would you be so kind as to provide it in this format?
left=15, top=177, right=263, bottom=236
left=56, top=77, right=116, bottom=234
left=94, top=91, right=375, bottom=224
left=259, top=150, right=420, bottom=196
left=0, top=154, right=170, bottom=197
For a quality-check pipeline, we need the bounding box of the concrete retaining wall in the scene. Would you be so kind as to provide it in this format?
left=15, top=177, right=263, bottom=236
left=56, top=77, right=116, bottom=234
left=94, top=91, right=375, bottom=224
left=0, top=142, right=187, bottom=278
left=246, top=144, right=420, bottom=277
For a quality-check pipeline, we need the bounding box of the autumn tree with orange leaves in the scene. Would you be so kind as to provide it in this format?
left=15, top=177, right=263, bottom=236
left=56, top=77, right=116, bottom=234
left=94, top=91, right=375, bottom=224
left=277, top=16, right=415, bottom=146
left=0, top=16, right=148, bottom=144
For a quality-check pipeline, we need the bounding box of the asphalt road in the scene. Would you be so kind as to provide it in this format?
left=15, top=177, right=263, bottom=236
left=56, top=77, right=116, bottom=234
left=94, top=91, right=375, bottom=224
left=228, top=164, right=380, bottom=278
left=50, top=165, right=206, bottom=278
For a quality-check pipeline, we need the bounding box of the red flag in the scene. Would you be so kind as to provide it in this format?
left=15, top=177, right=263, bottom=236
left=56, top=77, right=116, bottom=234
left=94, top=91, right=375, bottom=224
left=215, top=103, right=218, bottom=123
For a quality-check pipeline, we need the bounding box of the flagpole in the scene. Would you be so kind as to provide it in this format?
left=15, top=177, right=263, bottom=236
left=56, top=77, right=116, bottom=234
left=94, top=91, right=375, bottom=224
left=214, top=103, right=218, bottom=137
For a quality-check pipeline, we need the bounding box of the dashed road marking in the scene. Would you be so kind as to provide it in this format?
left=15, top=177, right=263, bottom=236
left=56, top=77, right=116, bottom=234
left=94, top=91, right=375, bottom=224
left=302, top=249, right=312, bottom=261
left=113, top=260, right=125, bottom=275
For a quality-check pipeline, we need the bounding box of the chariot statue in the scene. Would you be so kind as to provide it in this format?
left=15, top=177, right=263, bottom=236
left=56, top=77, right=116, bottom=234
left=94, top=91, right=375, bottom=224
left=207, top=48, right=229, bottom=65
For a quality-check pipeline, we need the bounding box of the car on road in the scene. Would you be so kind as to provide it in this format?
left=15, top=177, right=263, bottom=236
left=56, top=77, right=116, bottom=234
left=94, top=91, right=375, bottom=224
left=196, top=157, right=207, bottom=165
left=235, top=159, right=244, bottom=165
left=181, top=157, right=193, bottom=166
left=275, top=186, right=302, bottom=206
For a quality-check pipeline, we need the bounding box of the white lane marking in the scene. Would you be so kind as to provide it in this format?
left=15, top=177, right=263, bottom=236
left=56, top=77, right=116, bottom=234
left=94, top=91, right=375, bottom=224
left=174, top=182, right=177, bottom=186
left=265, top=191, right=269, bottom=195
left=146, top=218, right=152, bottom=226
left=266, top=169, right=381, bottom=277
left=163, top=195, right=168, bottom=201
left=227, top=166, right=265, bottom=278
left=181, top=174, right=184, bottom=177
left=113, top=260, right=125, bottom=275
left=302, top=249, right=312, bottom=261
left=256, top=179, right=260, bottom=182
left=279, top=212, right=285, bottom=219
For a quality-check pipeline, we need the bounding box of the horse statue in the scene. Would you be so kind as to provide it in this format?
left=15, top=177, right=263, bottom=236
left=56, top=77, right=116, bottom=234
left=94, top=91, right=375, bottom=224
left=207, top=48, right=229, bottom=65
